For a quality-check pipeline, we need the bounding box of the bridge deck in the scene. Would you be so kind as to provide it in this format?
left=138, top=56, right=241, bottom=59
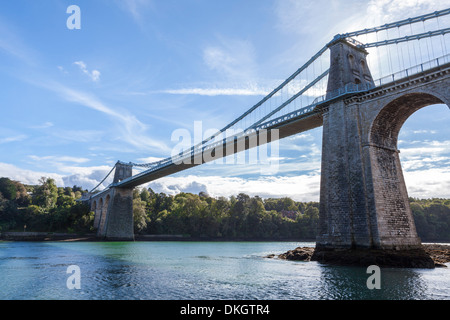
left=117, top=111, right=323, bottom=188
left=110, top=60, right=450, bottom=190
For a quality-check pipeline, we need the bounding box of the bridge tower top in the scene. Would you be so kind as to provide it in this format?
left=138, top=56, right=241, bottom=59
left=113, top=162, right=133, bottom=184
left=326, top=38, right=375, bottom=99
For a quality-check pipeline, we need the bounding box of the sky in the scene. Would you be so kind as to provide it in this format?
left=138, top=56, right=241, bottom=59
left=0, top=0, right=449, bottom=201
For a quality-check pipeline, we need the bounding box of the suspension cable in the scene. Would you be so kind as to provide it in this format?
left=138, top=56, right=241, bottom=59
left=89, top=164, right=117, bottom=193
left=437, top=14, right=448, bottom=56
left=360, top=27, right=450, bottom=48
left=115, top=9, right=450, bottom=174
left=340, top=8, right=450, bottom=38
left=246, top=69, right=329, bottom=130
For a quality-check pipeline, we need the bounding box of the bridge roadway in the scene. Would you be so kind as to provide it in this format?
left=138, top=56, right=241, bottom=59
left=109, top=60, right=450, bottom=190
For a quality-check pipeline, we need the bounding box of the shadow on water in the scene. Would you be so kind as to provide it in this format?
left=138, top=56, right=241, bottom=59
left=315, top=263, right=429, bottom=300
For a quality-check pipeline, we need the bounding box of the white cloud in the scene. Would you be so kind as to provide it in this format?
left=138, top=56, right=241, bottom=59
left=400, top=140, right=450, bottom=157
left=39, top=81, right=171, bottom=154
left=0, top=135, right=27, bottom=144
left=403, top=167, right=450, bottom=199
left=49, top=129, right=104, bottom=143
left=412, top=130, right=437, bottom=134
left=136, top=156, right=165, bottom=163
left=0, top=18, right=37, bottom=66
left=156, top=37, right=265, bottom=97
left=287, top=133, right=315, bottom=141
left=74, top=61, right=101, bottom=82
left=28, top=155, right=90, bottom=165
left=399, top=140, right=450, bottom=172
left=203, top=38, right=257, bottom=81
left=116, top=0, right=154, bottom=25
left=145, top=174, right=322, bottom=202
left=160, top=86, right=269, bottom=97
left=0, top=162, right=65, bottom=187
left=0, top=162, right=116, bottom=191
left=366, top=0, right=450, bottom=25
left=276, top=0, right=349, bottom=36
left=31, top=122, right=54, bottom=129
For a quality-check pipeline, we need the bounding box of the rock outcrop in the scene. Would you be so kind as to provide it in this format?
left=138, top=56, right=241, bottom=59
left=277, top=247, right=315, bottom=261
left=270, top=244, right=450, bottom=269
left=310, top=247, right=435, bottom=269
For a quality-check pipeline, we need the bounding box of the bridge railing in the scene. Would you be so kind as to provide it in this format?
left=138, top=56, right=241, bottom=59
left=376, top=53, right=450, bottom=86
left=307, top=53, right=450, bottom=107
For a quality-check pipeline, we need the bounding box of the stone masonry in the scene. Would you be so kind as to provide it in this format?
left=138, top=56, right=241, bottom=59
left=316, top=39, right=450, bottom=253
left=90, top=163, right=134, bottom=241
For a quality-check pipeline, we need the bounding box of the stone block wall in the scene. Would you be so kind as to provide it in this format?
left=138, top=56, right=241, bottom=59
left=317, top=39, right=450, bottom=251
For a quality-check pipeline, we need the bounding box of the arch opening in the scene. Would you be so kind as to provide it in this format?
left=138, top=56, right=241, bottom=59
left=99, top=195, right=110, bottom=232
left=370, top=93, right=445, bottom=151
left=368, top=92, right=449, bottom=248
left=95, top=198, right=104, bottom=229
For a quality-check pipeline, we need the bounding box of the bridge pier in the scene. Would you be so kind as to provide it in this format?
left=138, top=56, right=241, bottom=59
left=97, top=187, right=134, bottom=241
left=311, top=38, right=448, bottom=268
left=90, top=162, right=135, bottom=241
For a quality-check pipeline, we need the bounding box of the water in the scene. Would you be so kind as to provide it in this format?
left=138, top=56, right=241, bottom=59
left=0, top=241, right=449, bottom=300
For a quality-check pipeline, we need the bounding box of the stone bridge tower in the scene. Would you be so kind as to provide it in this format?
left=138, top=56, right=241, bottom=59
left=312, top=38, right=449, bottom=267
left=91, top=162, right=135, bottom=241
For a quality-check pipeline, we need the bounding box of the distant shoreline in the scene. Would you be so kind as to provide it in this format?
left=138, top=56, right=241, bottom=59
left=1, top=232, right=448, bottom=244
left=0, top=232, right=316, bottom=243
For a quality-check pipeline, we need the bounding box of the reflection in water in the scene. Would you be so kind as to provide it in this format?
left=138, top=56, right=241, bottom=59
left=0, top=241, right=448, bottom=300
left=316, top=264, right=429, bottom=300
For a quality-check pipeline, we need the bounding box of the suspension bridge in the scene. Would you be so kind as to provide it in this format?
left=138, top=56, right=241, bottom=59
left=85, top=9, right=450, bottom=265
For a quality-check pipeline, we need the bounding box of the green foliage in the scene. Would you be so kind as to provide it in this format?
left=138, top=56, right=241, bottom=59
left=410, top=198, right=450, bottom=241
left=138, top=189, right=320, bottom=239
left=0, top=177, right=17, bottom=201
left=33, top=177, right=58, bottom=209
left=133, top=198, right=149, bottom=234
left=133, top=188, right=450, bottom=241
left=0, top=177, right=449, bottom=241
left=0, top=177, right=93, bottom=233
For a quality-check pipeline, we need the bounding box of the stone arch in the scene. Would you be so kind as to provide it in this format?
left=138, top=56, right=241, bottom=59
left=96, top=198, right=104, bottom=229
left=348, top=53, right=355, bottom=69
left=98, top=195, right=110, bottom=236
left=370, top=92, right=445, bottom=150
left=367, top=91, right=448, bottom=249
left=92, top=200, right=98, bottom=227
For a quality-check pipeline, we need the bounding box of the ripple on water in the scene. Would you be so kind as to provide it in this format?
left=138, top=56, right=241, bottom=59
left=0, top=241, right=449, bottom=300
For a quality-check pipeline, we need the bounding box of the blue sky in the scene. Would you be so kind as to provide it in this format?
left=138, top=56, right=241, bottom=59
left=0, top=0, right=449, bottom=201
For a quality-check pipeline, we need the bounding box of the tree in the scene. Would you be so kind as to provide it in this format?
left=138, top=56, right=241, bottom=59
left=33, top=177, right=58, bottom=209
left=12, top=180, right=30, bottom=206
left=140, top=188, right=150, bottom=203
left=0, top=178, right=17, bottom=201
left=133, top=198, right=149, bottom=234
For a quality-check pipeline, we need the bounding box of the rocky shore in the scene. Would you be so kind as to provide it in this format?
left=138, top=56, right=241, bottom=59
left=269, top=244, right=450, bottom=268
left=423, top=244, right=450, bottom=267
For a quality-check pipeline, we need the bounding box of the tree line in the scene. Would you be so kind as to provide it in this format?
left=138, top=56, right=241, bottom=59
left=0, top=176, right=449, bottom=241
left=133, top=189, right=319, bottom=239
left=0, top=177, right=92, bottom=234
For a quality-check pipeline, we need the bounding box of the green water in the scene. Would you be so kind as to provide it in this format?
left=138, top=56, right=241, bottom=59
left=0, top=241, right=448, bottom=300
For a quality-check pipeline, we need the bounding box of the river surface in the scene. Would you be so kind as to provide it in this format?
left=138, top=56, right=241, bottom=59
left=0, top=241, right=449, bottom=300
